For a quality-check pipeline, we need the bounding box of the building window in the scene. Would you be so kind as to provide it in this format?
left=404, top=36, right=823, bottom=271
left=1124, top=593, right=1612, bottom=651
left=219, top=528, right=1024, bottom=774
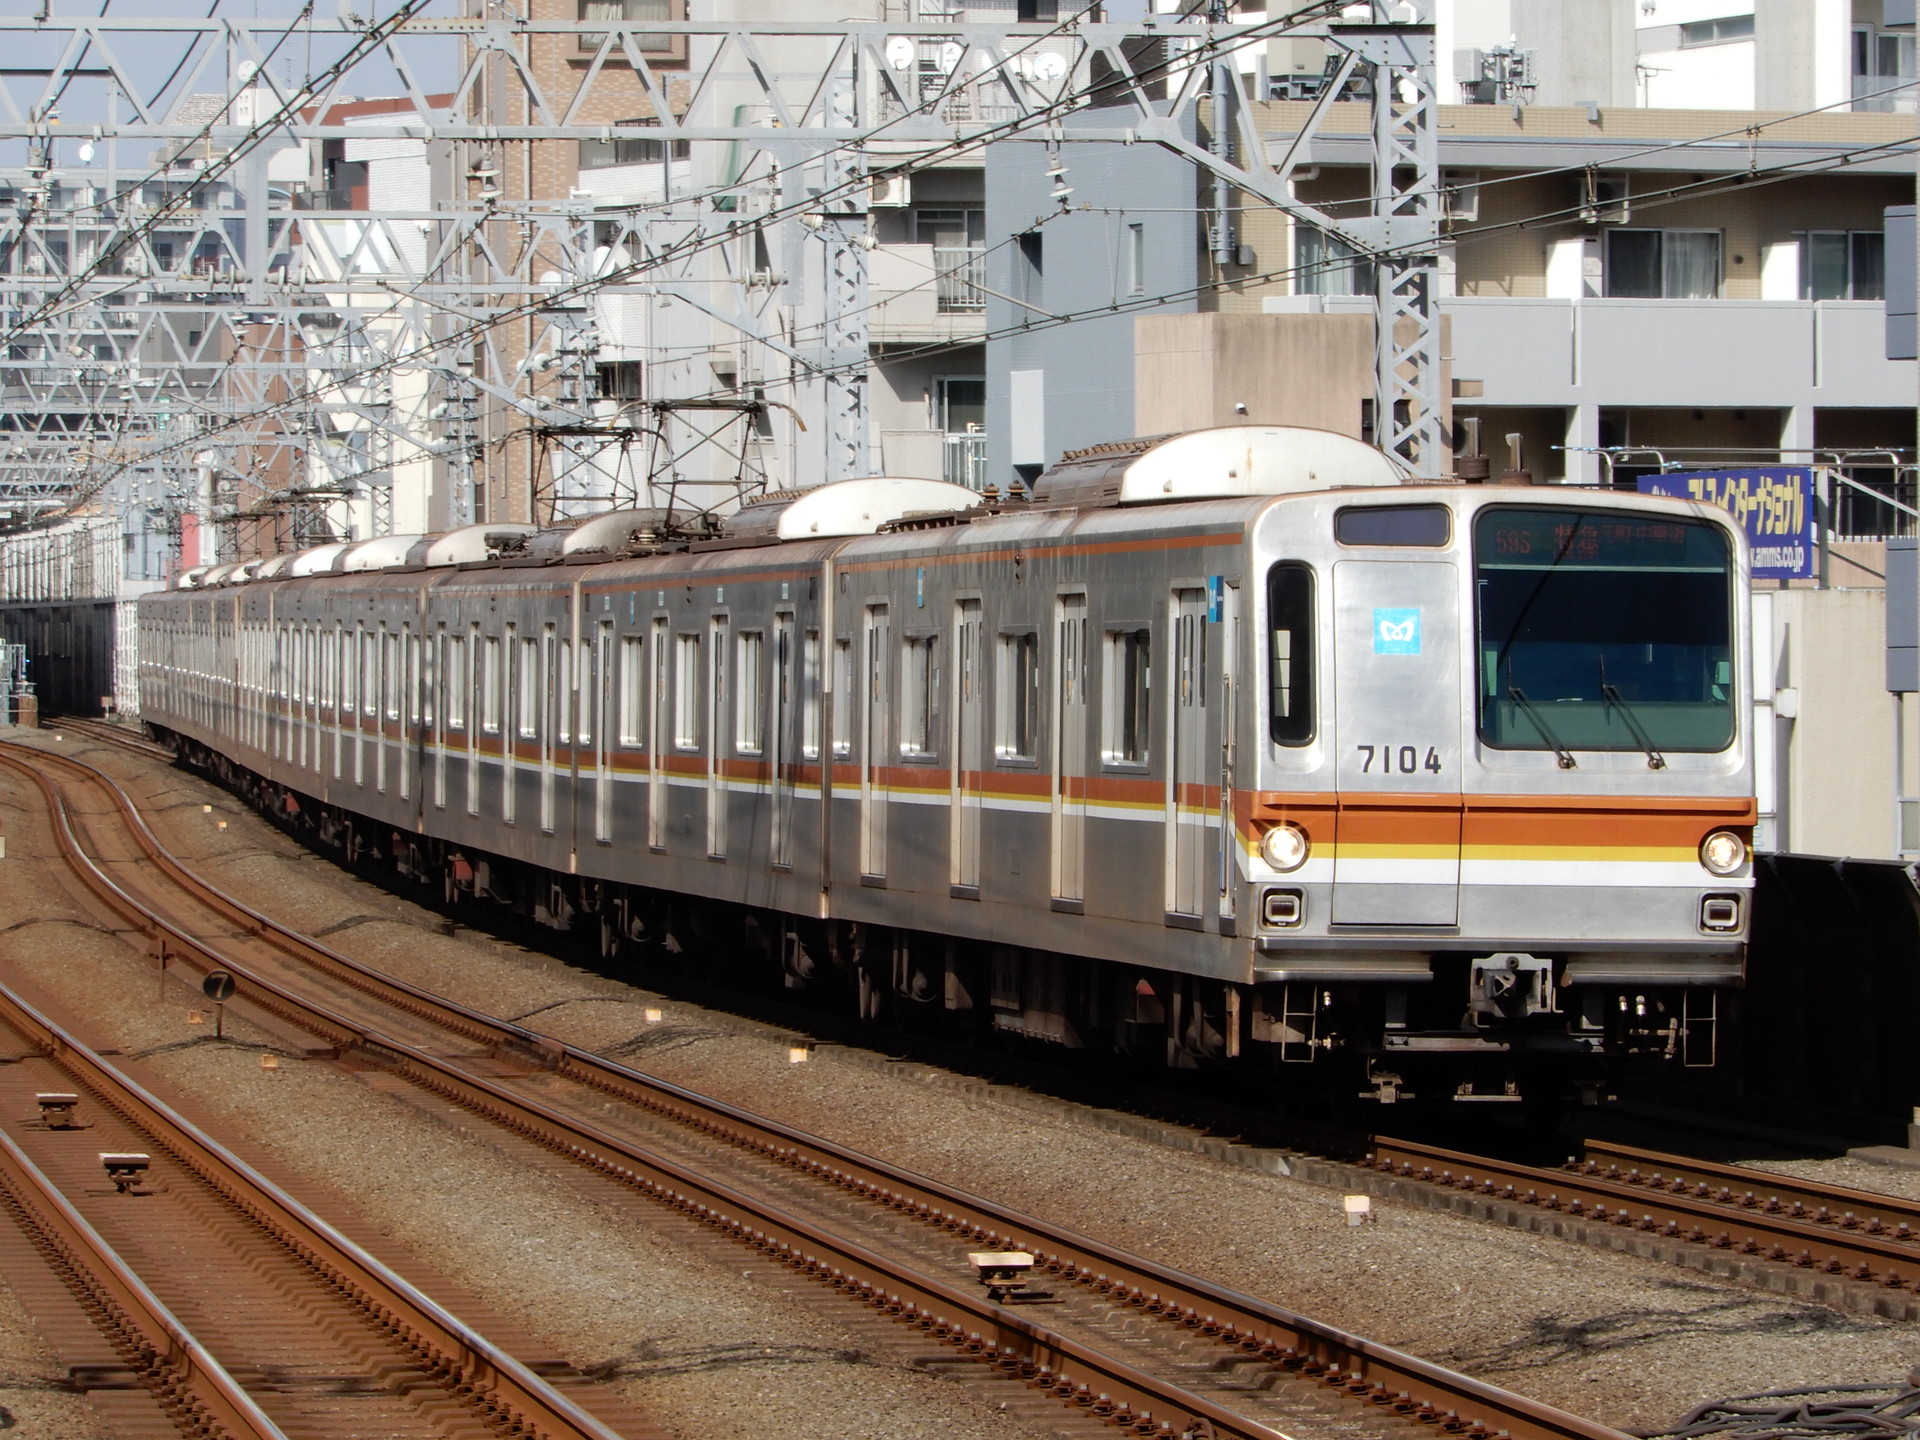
left=996, top=631, right=1040, bottom=761
left=1126, top=222, right=1145, bottom=295
left=1016, top=231, right=1044, bottom=311
left=901, top=634, right=938, bottom=757
left=1604, top=229, right=1720, bottom=299
left=735, top=630, right=764, bottom=754
left=579, top=118, right=690, bottom=168
left=1295, top=225, right=1374, bottom=296
left=578, top=0, right=675, bottom=54
left=916, top=209, right=985, bottom=312
left=1103, top=627, right=1151, bottom=766
left=935, top=376, right=987, bottom=490
left=1802, top=231, right=1886, bottom=300
left=1854, top=26, right=1917, bottom=111
left=1679, top=14, right=1754, bottom=46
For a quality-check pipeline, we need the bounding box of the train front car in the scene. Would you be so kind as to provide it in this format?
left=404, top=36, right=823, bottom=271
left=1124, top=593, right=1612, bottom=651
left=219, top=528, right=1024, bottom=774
left=1246, top=487, right=1752, bottom=1109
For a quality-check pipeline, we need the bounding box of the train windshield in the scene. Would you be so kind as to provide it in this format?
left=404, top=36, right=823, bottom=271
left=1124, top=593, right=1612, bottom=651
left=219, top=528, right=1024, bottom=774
left=1474, top=508, right=1734, bottom=754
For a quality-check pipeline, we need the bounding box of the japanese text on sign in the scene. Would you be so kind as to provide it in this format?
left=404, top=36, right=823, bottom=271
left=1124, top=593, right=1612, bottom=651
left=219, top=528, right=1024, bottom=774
left=1636, top=468, right=1813, bottom=579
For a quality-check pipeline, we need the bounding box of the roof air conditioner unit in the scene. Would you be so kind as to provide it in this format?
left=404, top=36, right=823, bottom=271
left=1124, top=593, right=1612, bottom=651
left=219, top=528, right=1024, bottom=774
left=869, top=174, right=910, bottom=208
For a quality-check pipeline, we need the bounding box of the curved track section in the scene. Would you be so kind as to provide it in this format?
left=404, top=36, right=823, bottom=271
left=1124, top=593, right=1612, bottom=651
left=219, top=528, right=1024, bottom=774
left=0, top=979, right=636, bottom=1440
left=2, top=737, right=1634, bottom=1440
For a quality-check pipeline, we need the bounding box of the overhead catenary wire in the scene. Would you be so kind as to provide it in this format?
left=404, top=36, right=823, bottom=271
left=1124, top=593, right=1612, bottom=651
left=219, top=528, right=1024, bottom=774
left=14, top=6, right=1917, bottom=526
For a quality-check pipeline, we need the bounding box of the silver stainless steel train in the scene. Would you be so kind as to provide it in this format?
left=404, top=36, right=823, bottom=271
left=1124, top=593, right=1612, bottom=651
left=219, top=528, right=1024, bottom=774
left=138, top=426, right=1756, bottom=1108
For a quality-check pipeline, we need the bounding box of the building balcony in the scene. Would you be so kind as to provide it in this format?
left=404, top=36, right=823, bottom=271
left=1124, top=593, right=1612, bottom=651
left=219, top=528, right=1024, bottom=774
left=869, top=243, right=987, bottom=344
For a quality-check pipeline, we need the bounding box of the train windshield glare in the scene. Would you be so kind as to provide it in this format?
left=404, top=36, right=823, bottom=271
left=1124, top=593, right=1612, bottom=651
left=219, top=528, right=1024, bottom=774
left=1474, top=508, right=1734, bottom=754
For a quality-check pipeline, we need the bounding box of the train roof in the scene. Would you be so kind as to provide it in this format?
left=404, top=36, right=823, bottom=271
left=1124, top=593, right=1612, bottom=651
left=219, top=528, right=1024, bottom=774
left=1029, top=425, right=1405, bottom=510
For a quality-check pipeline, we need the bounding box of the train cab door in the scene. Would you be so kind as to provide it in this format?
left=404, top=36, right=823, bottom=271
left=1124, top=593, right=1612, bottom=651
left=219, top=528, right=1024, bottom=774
left=1050, top=593, right=1088, bottom=907
left=951, top=598, right=983, bottom=893
left=1329, top=561, right=1464, bottom=926
left=1166, top=587, right=1210, bottom=923
left=860, top=603, right=890, bottom=880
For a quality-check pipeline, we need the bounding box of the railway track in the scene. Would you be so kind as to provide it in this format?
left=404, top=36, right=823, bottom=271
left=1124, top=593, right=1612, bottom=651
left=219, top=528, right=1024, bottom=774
left=0, top=968, right=646, bottom=1439
left=52, top=719, right=1920, bottom=1315
left=1366, top=1136, right=1920, bottom=1294
left=0, top=735, right=1636, bottom=1440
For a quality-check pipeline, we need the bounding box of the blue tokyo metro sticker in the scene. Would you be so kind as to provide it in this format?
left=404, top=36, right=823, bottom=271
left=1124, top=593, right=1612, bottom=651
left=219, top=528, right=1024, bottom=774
left=1373, top=608, right=1422, bottom=655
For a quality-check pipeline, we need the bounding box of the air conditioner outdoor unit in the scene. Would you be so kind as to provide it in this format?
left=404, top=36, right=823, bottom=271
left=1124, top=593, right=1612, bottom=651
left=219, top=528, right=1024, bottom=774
left=1582, top=177, right=1630, bottom=225
left=1442, top=168, right=1480, bottom=223
left=869, top=174, right=910, bottom=207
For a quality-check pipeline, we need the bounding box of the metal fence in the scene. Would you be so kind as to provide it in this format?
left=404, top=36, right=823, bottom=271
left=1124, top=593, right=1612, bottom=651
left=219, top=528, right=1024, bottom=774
left=943, top=433, right=988, bottom=490
left=933, top=245, right=985, bottom=312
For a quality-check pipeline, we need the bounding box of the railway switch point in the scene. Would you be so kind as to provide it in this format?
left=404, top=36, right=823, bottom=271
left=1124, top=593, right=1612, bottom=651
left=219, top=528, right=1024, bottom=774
left=35, top=1092, right=79, bottom=1128
left=99, top=1153, right=150, bottom=1193
left=969, top=1251, right=1035, bottom=1302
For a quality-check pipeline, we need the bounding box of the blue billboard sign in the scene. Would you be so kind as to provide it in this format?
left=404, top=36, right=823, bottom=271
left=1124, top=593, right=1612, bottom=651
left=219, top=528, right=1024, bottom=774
left=1635, top=467, right=1814, bottom=579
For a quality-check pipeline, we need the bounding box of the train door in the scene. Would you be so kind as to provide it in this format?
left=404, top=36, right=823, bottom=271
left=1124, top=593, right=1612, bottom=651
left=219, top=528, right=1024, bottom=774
left=861, top=603, right=889, bottom=879
left=772, top=612, right=795, bottom=867
left=1050, top=593, right=1088, bottom=906
left=539, top=625, right=556, bottom=832
left=1216, top=581, right=1239, bottom=928
left=951, top=598, right=983, bottom=892
left=1329, top=561, right=1463, bottom=925
left=1166, top=588, right=1209, bottom=922
left=648, top=617, right=668, bottom=849
left=594, top=620, right=613, bottom=844
left=707, top=615, right=728, bottom=858
left=432, top=623, right=448, bottom=809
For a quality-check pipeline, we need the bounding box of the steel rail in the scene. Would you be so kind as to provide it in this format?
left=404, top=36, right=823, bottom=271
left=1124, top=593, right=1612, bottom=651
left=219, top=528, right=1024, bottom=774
left=0, top=754, right=639, bottom=1440
left=3, top=738, right=1634, bottom=1440
left=1577, top=1141, right=1920, bottom=1250
left=1368, top=1138, right=1920, bottom=1291
left=0, top=1124, right=290, bottom=1440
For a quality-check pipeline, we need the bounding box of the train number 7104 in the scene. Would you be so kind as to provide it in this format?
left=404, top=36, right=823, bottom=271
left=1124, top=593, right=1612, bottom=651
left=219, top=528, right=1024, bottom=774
left=1357, top=745, right=1443, bottom=774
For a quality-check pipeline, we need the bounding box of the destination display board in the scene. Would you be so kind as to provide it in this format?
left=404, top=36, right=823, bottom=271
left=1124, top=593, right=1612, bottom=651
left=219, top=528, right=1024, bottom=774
left=1635, top=468, right=1814, bottom=579
left=1478, top=508, right=1728, bottom=570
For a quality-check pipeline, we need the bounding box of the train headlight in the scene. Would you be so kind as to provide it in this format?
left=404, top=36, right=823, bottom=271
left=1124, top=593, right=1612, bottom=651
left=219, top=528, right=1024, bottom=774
left=1259, top=823, right=1310, bottom=872
left=1699, top=830, right=1747, bottom=876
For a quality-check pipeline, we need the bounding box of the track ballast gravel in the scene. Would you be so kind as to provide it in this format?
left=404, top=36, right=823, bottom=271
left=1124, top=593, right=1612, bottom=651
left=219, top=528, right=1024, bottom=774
left=5, top=729, right=1919, bottom=1437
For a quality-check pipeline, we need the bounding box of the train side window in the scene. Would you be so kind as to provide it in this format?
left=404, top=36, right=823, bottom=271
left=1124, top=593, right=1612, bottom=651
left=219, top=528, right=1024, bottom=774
left=619, top=635, right=644, bottom=746
left=384, top=632, right=401, bottom=720
left=1268, top=563, right=1316, bottom=746
left=482, top=636, right=502, bottom=734
left=1102, top=626, right=1151, bottom=766
left=1334, top=504, right=1451, bottom=547
left=674, top=633, right=701, bottom=748
left=901, top=633, right=938, bottom=758
left=735, top=630, right=764, bottom=754
left=362, top=631, right=377, bottom=717
left=996, top=630, right=1039, bottom=761
left=447, top=634, right=468, bottom=730
left=339, top=627, right=356, bottom=715
left=517, top=637, right=539, bottom=738
left=801, top=630, right=822, bottom=759
left=556, top=639, right=574, bottom=745
left=831, top=637, right=854, bottom=757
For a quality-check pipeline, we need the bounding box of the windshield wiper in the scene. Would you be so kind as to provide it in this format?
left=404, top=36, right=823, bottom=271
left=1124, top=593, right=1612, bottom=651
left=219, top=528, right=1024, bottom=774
left=1601, top=683, right=1667, bottom=770
left=1507, top=685, right=1576, bottom=769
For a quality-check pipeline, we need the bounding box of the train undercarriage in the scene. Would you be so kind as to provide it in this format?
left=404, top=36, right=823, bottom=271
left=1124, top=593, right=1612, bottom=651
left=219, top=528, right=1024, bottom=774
left=162, top=728, right=1727, bottom=1121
